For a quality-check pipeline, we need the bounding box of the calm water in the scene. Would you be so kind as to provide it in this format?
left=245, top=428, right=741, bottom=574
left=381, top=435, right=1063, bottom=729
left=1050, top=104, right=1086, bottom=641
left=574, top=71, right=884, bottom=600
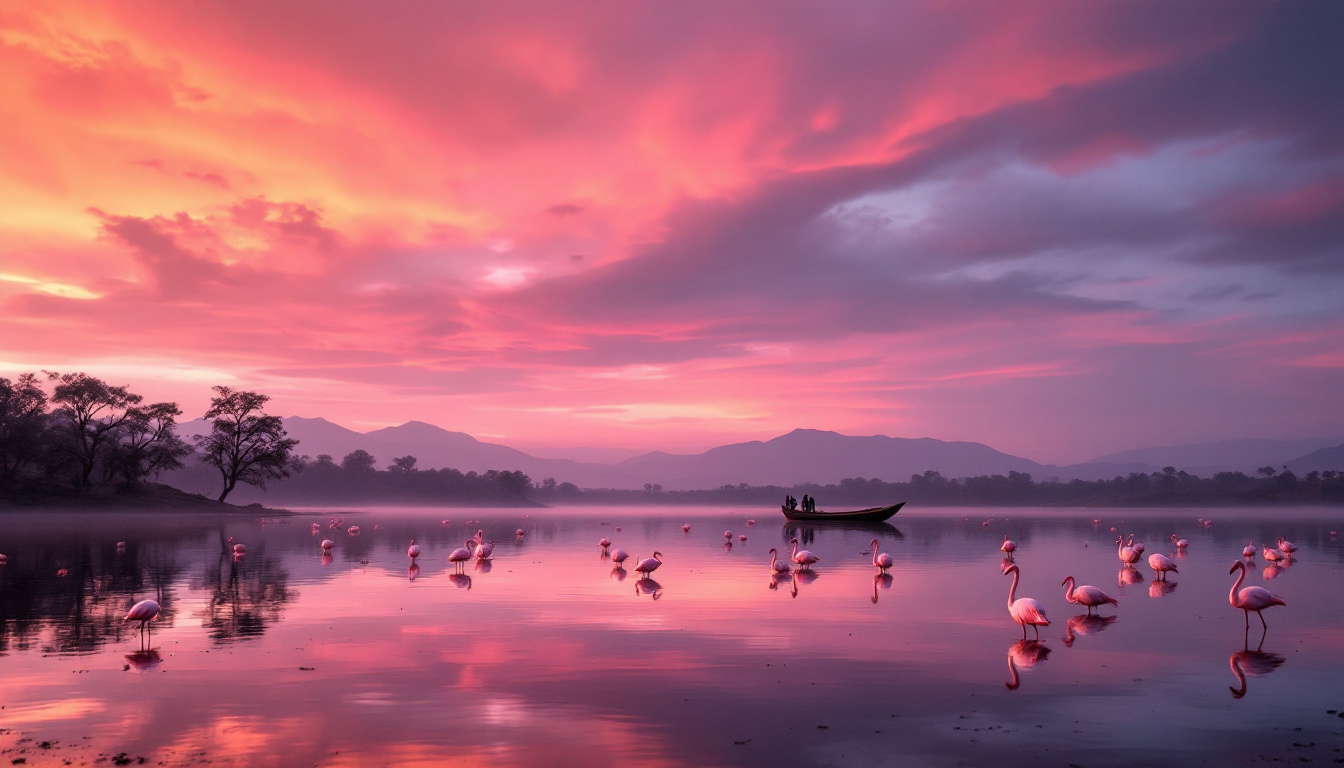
left=1, top=505, right=1342, bottom=767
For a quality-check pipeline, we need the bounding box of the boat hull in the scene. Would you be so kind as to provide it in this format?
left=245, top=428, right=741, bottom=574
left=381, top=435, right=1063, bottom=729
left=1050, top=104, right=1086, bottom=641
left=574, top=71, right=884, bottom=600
left=780, top=502, right=904, bottom=522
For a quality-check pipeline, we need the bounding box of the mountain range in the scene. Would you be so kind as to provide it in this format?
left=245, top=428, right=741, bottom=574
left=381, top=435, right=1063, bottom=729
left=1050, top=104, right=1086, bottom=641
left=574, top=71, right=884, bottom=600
left=172, top=418, right=1344, bottom=492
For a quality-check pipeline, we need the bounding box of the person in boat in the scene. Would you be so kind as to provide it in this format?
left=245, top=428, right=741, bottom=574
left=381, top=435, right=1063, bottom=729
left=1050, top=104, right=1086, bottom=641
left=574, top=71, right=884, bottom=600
left=803, top=495, right=813, bottom=512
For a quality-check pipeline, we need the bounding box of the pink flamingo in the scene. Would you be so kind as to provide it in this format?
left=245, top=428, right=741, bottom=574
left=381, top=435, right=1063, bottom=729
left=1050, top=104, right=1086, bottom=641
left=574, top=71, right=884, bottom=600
left=682, top=524, right=691, bottom=533
left=516, top=528, right=525, bottom=537
left=724, top=530, right=733, bottom=540
left=1170, top=534, right=1188, bottom=550
left=347, top=526, right=360, bottom=535
left=124, top=599, right=161, bottom=645
left=1228, top=561, right=1286, bottom=631
left=1148, top=553, right=1178, bottom=581
left=1262, top=547, right=1284, bottom=564
left=1276, top=537, right=1298, bottom=556
left=1003, top=564, right=1049, bottom=639
left=768, top=548, right=791, bottom=575
left=407, top=540, right=420, bottom=559
left=1242, top=541, right=1256, bottom=558
left=472, top=537, right=494, bottom=560
left=634, top=551, right=663, bottom=578
left=321, top=539, right=334, bottom=552
left=1128, top=535, right=1145, bottom=556
left=1116, top=537, right=1139, bottom=565
left=870, top=539, right=893, bottom=573
left=788, top=538, right=820, bottom=570
left=1000, top=535, right=1017, bottom=561
left=611, top=549, right=629, bottom=565
left=737, top=534, right=747, bottom=542
left=448, top=545, right=472, bottom=573
left=598, top=536, right=611, bottom=549
left=1061, top=576, right=1117, bottom=616
left=232, top=543, right=246, bottom=555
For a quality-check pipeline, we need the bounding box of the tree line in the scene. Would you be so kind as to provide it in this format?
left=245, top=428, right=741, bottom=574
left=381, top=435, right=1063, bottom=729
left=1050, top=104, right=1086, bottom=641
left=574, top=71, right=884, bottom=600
left=1, top=372, right=298, bottom=503
left=574, top=466, right=1344, bottom=507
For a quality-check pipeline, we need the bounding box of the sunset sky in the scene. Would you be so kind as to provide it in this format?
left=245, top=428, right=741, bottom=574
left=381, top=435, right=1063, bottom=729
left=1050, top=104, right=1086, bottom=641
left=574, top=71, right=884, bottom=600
left=2, top=2, right=1342, bottom=464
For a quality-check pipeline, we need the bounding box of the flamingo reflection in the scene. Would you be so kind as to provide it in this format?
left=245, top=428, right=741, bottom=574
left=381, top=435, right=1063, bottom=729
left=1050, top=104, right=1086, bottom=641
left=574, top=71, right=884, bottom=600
left=448, top=573, right=472, bottom=590
left=635, top=578, right=662, bottom=599
left=1262, top=564, right=1284, bottom=580
left=1149, top=579, right=1178, bottom=598
left=1118, top=566, right=1144, bottom=586
left=611, top=565, right=627, bottom=582
left=871, top=573, right=893, bottom=603
left=124, top=649, right=162, bottom=672
left=1061, top=614, right=1117, bottom=647
left=1005, top=640, right=1051, bottom=690
left=407, top=563, right=420, bottom=581
left=321, top=553, right=333, bottom=567
left=474, top=558, right=492, bottom=574
left=1228, top=645, right=1285, bottom=699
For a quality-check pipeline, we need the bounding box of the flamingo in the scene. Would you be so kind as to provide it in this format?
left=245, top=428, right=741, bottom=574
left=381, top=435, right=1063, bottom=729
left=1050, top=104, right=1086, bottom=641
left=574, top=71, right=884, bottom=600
left=1228, top=561, right=1286, bottom=631
left=870, top=539, right=893, bottom=573
left=1128, top=535, right=1145, bottom=556
left=516, top=528, right=525, bottom=537
left=724, top=530, right=734, bottom=540
left=123, top=599, right=161, bottom=646
left=738, top=534, right=747, bottom=542
left=1277, top=537, right=1298, bottom=556
left=448, top=545, right=473, bottom=573
left=472, top=537, right=494, bottom=560
left=232, top=543, right=246, bottom=555
left=1000, top=535, right=1017, bottom=560
left=611, top=549, right=629, bottom=566
left=348, top=526, right=360, bottom=535
left=746, top=519, right=755, bottom=526
left=1116, top=536, right=1139, bottom=565
left=598, top=536, right=611, bottom=549
left=634, top=551, right=663, bottom=578
left=321, top=539, right=334, bottom=552
left=1003, top=564, right=1050, bottom=639
left=0, top=554, right=7, bottom=565
left=407, top=540, right=420, bottom=559
left=1262, top=547, right=1284, bottom=564
left=788, top=538, right=820, bottom=570
left=1061, top=576, right=1117, bottom=616
left=1170, top=534, right=1188, bottom=550
left=1242, top=541, right=1256, bottom=558
left=682, top=524, right=691, bottom=533
left=768, top=548, right=791, bottom=575
left=1005, top=640, right=1051, bottom=690
left=1148, top=553, right=1178, bottom=581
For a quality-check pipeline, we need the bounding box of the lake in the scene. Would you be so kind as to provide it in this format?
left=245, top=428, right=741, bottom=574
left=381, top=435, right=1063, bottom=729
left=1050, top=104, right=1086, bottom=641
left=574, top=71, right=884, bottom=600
left=1, top=505, right=1342, bottom=767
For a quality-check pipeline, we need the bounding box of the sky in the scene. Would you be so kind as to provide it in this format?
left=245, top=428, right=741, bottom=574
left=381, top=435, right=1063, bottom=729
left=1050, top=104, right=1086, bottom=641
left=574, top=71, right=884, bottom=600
left=2, top=1, right=1342, bottom=465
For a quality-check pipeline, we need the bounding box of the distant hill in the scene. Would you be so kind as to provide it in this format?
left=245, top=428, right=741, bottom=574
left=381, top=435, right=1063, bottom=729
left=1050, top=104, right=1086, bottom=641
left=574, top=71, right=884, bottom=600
left=1090, top=437, right=1344, bottom=476
left=1286, top=443, right=1344, bottom=475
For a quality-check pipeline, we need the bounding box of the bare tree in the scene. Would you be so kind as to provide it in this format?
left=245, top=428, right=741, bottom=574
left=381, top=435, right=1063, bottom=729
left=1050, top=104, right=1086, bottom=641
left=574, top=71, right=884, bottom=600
left=196, top=387, right=298, bottom=502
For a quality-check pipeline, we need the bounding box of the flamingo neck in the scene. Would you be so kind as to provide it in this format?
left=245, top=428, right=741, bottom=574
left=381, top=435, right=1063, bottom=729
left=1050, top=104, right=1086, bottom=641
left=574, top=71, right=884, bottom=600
left=791, top=540, right=799, bottom=558
left=1062, top=577, right=1074, bottom=603
left=1229, top=563, right=1245, bottom=607
left=1007, top=568, right=1019, bottom=607
left=871, top=541, right=879, bottom=566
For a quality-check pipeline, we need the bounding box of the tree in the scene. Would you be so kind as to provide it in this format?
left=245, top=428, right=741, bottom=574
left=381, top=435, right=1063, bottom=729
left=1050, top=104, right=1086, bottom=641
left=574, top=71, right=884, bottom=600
left=341, top=449, right=377, bottom=473
left=196, top=387, right=299, bottom=502
left=0, top=373, right=48, bottom=483
left=47, top=372, right=143, bottom=490
left=105, top=402, right=193, bottom=488
left=389, top=455, right=419, bottom=475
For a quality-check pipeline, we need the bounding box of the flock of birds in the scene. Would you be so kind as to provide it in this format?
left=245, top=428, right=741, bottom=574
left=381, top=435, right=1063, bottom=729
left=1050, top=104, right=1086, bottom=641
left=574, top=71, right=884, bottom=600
left=997, top=530, right=1295, bottom=640
left=111, top=516, right=1315, bottom=654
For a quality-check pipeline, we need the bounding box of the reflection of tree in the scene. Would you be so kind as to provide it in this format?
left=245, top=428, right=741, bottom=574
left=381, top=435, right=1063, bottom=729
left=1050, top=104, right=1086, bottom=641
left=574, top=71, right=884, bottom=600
left=194, top=543, right=296, bottom=643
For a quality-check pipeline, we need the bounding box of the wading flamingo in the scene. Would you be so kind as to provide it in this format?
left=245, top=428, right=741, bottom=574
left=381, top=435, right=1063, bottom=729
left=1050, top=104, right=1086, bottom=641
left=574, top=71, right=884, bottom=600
left=1243, top=541, right=1256, bottom=558
left=321, top=539, right=334, bottom=552
left=124, top=599, right=161, bottom=646
left=724, top=530, right=734, bottom=540
left=1000, top=535, right=1017, bottom=561
left=1228, top=561, right=1286, bottom=631
left=1061, top=576, right=1118, bottom=616
left=1170, top=534, right=1188, bottom=550
left=516, top=529, right=525, bottom=537
left=472, top=537, right=494, bottom=561
left=682, top=524, right=691, bottom=533
left=738, top=534, right=747, bottom=542
left=1277, top=537, right=1298, bottom=556
left=1148, top=553, right=1178, bottom=581
left=1116, top=537, right=1140, bottom=565
left=768, top=548, right=791, bottom=575
left=448, top=545, right=472, bottom=573
left=870, top=539, right=894, bottom=573
left=1003, top=564, right=1049, bottom=639
left=634, top=551, right=663, bottom=578
left=598, top=536, right=611, bottom=549
left=611, top=549, right=629, bottom=565
left=407, top=540, right=420, bottom=559
left=789, top=538, right=820, bottom=570
left=1128, top=535, right=1145, bottom=556
left=1262, top=547, right=1284, bottom=564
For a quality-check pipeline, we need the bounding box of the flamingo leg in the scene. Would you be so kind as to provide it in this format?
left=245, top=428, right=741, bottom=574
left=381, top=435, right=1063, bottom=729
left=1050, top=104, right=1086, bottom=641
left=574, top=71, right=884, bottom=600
left=1244, top=609, right=1250, bottom=630
left=1258, top=610, right=1267, bottom=630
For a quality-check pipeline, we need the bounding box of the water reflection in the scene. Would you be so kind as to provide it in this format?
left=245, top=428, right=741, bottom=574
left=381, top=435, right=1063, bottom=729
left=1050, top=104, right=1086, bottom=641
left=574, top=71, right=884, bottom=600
left=634, top=578, right=662, bottom=599
left=1061, top=614, right=1118, bottom=646
left=1149, top=580, right=1178, bottom=598
left=1118, top=566, right=1144, bottom=586
left=448, top=573, right=472, bottom=590
left=196, top=547, right=295, bottom=643
left=1005, top=640, right=1051, bottom=690
left=610, top=566, right=628, bottom=582
left=871, top=573, right=893, bottom=603
left=124, top=648, right=162, bottom=672
left=408, top=563, right=420, bottom=581
left=1228, top=645, right=1286, bottom=699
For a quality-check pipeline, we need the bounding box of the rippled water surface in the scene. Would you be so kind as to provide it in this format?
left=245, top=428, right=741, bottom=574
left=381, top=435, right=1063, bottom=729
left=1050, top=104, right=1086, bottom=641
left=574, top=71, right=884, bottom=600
left=1, top=505, right=1342, bottom=767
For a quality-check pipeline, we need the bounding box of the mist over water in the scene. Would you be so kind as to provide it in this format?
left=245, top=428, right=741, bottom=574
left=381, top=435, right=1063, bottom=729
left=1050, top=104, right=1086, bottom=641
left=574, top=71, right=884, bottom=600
left=1, top=505, right=1341, bottom=767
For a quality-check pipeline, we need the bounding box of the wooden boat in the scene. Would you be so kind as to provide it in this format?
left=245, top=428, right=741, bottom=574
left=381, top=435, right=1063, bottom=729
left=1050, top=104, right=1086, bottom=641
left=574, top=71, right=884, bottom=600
left=780, top=501, right=904, bottom=522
